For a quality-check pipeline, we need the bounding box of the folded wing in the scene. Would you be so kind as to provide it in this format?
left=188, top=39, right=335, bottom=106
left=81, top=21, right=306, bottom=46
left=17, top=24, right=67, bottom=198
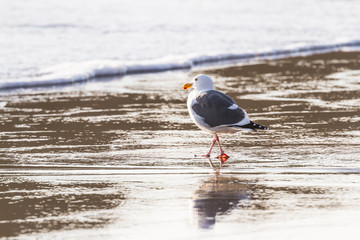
left=192, top=90, right=247, bottom=128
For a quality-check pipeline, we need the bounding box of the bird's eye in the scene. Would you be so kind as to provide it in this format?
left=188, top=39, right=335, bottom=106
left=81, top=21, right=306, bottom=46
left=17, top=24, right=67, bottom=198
left=195, top=78, right=198, bottom=81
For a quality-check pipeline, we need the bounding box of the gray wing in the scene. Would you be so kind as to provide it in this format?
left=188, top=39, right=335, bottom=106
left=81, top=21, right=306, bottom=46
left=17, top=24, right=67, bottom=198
left=192, top=90, right=246, bottom=127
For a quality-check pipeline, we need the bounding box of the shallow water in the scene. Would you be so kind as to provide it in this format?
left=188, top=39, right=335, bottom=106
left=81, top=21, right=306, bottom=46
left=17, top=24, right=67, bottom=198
left=1, top=52, right=360, bottom=239
left=2, top=0, right=360, bottom=85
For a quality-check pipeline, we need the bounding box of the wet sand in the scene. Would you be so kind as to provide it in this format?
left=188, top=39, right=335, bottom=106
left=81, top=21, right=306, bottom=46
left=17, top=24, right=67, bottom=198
left=1, top=52, right=360, bottom=239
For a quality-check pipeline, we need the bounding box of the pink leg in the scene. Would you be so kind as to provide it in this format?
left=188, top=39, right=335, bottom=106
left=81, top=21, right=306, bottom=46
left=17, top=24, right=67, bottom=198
left=214, top=134, right=225, bottom=155
left=215, top=134, right=230, bottom=161
left=195, top=136, right=216, bottom=157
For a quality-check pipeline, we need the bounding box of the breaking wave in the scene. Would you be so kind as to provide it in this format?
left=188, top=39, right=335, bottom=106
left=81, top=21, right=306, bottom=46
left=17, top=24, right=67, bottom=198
left=1, top=39, right=360, bottom=90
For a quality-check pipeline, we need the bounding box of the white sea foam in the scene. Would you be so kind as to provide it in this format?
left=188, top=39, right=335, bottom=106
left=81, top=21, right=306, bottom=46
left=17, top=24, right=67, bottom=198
left=1, top=39, right=359, bottom=90
left=1, top=0, right=360, bottom=90
left=0, top=102, right=7, bottom=108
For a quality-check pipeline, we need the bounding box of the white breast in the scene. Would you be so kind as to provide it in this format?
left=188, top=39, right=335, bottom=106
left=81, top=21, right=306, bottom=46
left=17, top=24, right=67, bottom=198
left=187, top=90, right=213, bottom=133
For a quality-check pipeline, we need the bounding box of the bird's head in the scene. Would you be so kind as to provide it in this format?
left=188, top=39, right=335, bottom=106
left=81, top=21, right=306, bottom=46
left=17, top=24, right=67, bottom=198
left=182, top=74, right=214, bottom=91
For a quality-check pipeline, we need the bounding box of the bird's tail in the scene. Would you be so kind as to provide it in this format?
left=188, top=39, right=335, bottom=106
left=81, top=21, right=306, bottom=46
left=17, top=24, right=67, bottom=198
left=232, top=121, right=269, bottom=131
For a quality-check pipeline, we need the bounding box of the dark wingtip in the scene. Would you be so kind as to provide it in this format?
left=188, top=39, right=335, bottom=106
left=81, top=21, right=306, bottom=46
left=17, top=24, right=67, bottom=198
left=234, top=122, right=269, bottom=130
left=252, top=122, right=269, bottom=130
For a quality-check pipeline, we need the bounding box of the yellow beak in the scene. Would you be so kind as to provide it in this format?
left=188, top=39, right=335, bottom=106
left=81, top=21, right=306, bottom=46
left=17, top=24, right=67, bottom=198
left=182, top=82, right=193, bottom=90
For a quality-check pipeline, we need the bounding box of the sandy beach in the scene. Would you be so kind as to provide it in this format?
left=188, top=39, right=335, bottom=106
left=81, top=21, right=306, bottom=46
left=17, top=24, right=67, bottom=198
left=1, top=51, right=360, bottom=239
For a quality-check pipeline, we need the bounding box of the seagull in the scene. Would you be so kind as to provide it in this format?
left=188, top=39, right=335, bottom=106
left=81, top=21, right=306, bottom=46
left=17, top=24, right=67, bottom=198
left=182, top=74, right=268, bottom=163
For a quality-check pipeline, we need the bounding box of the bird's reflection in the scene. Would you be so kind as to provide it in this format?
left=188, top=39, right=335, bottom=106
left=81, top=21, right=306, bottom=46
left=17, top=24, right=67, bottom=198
left=192, top=171, right=253, bottom=229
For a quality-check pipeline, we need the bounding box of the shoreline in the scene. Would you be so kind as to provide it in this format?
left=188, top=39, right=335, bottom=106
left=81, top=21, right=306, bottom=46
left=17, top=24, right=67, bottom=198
left=1, top=41, right=360, bottom=91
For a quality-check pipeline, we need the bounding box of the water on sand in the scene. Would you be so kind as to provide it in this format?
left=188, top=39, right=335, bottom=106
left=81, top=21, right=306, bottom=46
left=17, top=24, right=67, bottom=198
left=1, top=52, right=360, bottom=239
